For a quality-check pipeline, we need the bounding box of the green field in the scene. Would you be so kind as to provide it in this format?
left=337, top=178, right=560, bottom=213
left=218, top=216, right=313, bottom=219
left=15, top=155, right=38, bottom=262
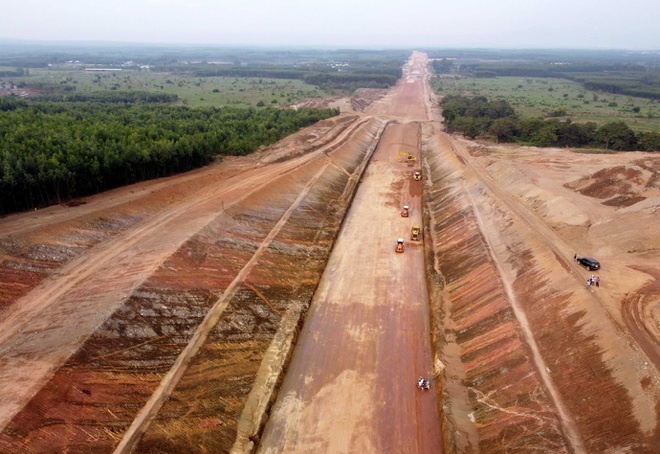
left=431, top=76, right=660, bottom=133
left=6, top=68, right=331, bottom=108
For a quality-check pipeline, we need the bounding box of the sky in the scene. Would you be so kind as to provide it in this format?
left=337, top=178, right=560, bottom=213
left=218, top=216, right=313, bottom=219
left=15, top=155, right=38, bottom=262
left=2, top=0, right=659, bottom=49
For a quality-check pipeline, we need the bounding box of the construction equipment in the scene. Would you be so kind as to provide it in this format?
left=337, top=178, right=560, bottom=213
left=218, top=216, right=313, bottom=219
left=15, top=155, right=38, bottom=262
left=401, top=205, right=409, bottom=217
left=411, top=225, right=421, bottom=241
left=395, top=238, right=404, bottom=253
left=397, top=151, right=417, bottom=163
left=413, top=171, right=421, bottom=181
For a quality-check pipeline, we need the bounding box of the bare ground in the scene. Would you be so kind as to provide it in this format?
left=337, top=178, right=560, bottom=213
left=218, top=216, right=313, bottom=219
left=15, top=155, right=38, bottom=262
left=0, top=51, right=657, bottom=453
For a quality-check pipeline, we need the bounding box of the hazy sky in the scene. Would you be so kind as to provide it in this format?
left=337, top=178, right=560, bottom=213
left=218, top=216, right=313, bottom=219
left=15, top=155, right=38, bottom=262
left=2, top=0, right=659, bottom=49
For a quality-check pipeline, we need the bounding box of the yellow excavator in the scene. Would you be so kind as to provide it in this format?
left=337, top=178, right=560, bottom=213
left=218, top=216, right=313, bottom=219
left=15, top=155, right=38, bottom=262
left=411, top=225, right=421, bottom=241
left=397, top=151, right=417, bottom=163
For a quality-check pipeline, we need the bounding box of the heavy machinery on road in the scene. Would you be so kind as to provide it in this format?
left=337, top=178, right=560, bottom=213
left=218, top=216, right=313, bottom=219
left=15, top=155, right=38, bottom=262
left=395, top=238, right=404, bottom=253
left=411, top=225, right=420, bottom=241
left=401, top=205, right=409, bottom=217
left=397, top=152, right=417, bottom=163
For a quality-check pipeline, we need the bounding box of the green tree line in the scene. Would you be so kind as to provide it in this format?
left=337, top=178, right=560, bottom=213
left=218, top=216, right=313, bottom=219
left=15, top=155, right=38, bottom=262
left=441, top=95, right=660, bottom=151
left=38, top=91, right=180, bottom=104
left=0, top=68, right=27, bottom=77
left=0, top=97, right=338, bottom=215
left=187, top=66, right=402, bottom=90
left=461, top=63, right=660, bottom=100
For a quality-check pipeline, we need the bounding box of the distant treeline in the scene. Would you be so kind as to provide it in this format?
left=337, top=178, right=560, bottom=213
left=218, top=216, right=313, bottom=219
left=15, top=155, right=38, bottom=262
left=461, top=63, right=660, bottom=100
left=568, top=73, right=660, bottom=100
left=37, top=91, right=180, bottom=104
left=0, top=97, right=338, bottom=215
left=0, top=44, right=405, bottom=92
left=0, top=68, right=27, bottom=77
left=441, top=95, right=660, bottom=151
left=173, top=65, right=402, bottom=91
left=0, top=43, right=410, bottom=69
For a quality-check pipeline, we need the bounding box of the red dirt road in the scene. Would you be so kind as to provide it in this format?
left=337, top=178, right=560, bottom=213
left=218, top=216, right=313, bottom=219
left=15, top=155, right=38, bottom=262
left=258, top=54, right=442, bottom=453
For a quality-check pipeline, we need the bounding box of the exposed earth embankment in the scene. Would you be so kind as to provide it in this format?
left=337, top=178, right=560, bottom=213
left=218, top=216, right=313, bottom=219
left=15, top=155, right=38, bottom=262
left=0, top=115, right=387, bottom=452
left=423, top=126, right=659, bottom=453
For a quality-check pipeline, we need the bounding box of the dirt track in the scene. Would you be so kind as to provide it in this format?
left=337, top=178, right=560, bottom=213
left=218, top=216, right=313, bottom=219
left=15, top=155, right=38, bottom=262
left=258, top=126, right=442, bottom=451
left=0, top=52, right=658, bottom=453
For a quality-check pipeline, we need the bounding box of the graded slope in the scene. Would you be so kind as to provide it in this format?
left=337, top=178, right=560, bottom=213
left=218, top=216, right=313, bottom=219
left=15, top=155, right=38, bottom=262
left=425, top=131, right=659, bottom=452
left=0, top=115, right=385, bottom=452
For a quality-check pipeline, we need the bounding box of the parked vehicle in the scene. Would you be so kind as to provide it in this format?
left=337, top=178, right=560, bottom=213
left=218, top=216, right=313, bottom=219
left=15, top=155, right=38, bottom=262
left=413, top=171, right=421, bottom=181
left=578, top=257, right=600, bottom=270
left=401, top=205, right=409, bottom=217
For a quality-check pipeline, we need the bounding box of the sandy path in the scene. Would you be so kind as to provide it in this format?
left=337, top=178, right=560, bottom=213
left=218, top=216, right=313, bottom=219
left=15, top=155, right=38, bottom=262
left=442, top=134, right=659, bottom=449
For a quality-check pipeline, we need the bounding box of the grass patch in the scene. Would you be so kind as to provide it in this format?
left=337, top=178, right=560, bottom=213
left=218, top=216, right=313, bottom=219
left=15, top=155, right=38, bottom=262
left=4, top=68, right=331, bottom=108
left=431, top=76, right=659, bottom=133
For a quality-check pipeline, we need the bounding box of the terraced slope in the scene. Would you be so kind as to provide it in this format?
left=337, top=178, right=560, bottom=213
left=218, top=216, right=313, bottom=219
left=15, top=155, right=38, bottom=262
left=0, top=116, right=386, bottom=452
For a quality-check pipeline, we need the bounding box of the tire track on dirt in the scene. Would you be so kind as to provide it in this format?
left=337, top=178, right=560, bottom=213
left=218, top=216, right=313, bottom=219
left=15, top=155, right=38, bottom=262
left=444, top=132, right=659, bottom=451
left=461, top=179, right=586, bottom=453
left=446, top=134, right=659, bottom=370
left=621, top=278, right=660, bottom=368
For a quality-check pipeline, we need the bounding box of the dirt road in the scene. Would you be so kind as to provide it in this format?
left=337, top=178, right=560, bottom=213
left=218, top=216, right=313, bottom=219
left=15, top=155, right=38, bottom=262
left=258, top=121, right=442, bottom=452
left=257, top=53, right=442, bottom=453
left=423, top=131, right=658, bottom=452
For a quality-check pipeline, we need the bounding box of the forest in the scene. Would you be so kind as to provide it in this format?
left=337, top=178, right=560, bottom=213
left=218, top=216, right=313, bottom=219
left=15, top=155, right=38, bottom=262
left=0, top=97, right=338, bottom=215
left=441, top=94, right=660, bottom=150
left=182, top=67, right=400, bottom=91
left=0, top=44, right=412, bottom=216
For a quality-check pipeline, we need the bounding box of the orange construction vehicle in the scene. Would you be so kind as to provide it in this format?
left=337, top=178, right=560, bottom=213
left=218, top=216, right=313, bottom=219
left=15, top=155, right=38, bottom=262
left=395, top=238, right=404, bottom=253
left=401, top=205, right=409, bottom=217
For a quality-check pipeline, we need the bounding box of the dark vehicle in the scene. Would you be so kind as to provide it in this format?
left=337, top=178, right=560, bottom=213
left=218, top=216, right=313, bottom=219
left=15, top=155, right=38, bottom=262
left=578, top=257, right=600, bottom=270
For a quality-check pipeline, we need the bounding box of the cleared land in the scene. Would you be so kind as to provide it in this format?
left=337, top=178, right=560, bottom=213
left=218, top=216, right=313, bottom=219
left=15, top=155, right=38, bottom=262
left=0, top=52, right=658, bottom=453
